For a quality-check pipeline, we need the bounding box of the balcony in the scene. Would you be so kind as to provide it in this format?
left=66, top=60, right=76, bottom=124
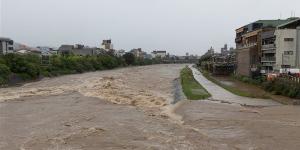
left=262, top=62, right=275, bottom=66
left=262, top=44, right=276, bottom=51
left=262, top=49, right=276, bottom=54
left=261, top=57, right=276, bottom=62
left=242, top=43, right=257, bottom=49
left=235, top=37, right=242, bottom=43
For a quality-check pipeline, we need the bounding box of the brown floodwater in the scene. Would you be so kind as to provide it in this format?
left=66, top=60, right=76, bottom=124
left=1, top=64, right=300, bottom=150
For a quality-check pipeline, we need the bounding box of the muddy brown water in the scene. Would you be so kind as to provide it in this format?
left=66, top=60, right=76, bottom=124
left=1, top=64, right=300, bottom=150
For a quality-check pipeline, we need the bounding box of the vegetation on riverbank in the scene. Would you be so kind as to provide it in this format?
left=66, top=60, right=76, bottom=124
left=0, top=53, right=164, bottom=86
left=199, top=67, right=300, bottom=99
left=180, top=67, right=211, bottom=100
left=233, top=75, right=300, bottom=99
left=199, top=68, right=260, bottom=98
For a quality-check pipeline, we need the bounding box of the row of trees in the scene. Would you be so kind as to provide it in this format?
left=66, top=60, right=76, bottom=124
left=0, top=53, right=164, bottom=86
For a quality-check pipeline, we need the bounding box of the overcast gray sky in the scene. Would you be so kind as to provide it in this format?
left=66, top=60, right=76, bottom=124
left=0, top=0, right=299, bottom=55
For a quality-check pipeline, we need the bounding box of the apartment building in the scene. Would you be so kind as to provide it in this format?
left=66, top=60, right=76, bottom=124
left=274, top=18, right=300, bottom=71
left=235, top=18, right=293, bottom=77
left=0, top=37, right=14, bottom=54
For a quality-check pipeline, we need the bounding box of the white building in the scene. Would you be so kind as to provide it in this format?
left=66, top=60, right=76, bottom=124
left=101, top=39, right=113, bottom=50
left=151, top=50, right=167, bottom=58
left=0, top=37, right=14, bottom=54
left=274, top=18, right=300, bottom=71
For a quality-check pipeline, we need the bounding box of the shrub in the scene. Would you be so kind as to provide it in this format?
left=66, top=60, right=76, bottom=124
left=0, top=63, right=11, bottom=84
left=123, top=53, right=135, bottom=65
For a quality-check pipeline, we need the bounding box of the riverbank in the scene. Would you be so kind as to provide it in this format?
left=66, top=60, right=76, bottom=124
left=197, top=67, right=300, bottom=105
left=0, top=53, right=169, bottom=88
left=190, top=66, right=280, bottom=106
left=180, top=67, right=211, bottom=100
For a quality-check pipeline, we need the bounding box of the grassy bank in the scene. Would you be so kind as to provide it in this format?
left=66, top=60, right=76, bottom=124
left=180, top=67, right=211, bottom=100
left=199, top=68, right=260, bottom=98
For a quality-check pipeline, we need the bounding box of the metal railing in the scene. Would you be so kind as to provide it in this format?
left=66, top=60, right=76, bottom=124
left=262, top=44, right=276, bottom=50
left=261, top=57, right=276, bottom=62
left=262, top=49, right=276, bottom=53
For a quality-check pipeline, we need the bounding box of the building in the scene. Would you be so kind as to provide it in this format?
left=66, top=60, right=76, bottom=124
left=58, top=45, right=74, bottom=55
left=101, top=39, right=113, bottom=50
left=274, top=18, right=300, bottom=71
left=130, top=48, right=143, bottom=58
left=221, top=44, right=229, bottom=56
left=0, top=37, right=14, bottom=54
left=151, top=50, right=167, bottom=58
left=115, top=49, right=126, bottom=57
left=37, top=46, right=55, bottom=56
left=58, top=44, right=101, bottom=56
left=206, top=47, right=214, bottom=56
left=235, top=18, right=295, bottom=77
left=15, top=49, right=41, bottom=55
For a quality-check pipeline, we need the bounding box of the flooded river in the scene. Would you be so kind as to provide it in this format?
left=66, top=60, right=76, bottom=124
left=1, top=64, right=300, bottom=150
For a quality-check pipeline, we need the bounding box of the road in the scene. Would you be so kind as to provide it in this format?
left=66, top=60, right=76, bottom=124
left=1, top=64, right=300, bottom=150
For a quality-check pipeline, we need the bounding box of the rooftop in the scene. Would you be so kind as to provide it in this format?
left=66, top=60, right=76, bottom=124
left=0, top=37, right=13, bottom=41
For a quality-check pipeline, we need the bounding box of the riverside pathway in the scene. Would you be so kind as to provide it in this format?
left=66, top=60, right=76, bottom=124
left=189, top=66, right=281, bottom=106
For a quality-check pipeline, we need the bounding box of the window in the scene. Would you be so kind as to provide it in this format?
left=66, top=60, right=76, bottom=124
left=284, top=51, right=293, bottom=55
left=284, top=38, right=294, bottom=42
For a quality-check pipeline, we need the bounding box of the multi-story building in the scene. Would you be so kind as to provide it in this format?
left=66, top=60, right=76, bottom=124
left=58, top=44, right=101, bottom=56
left=151, top=50, right=167, bottom=58
left=0, top=37, right=14, bottom=54
left=221, top=44, right=229, bottom=56
left=274, top=18, right=300, bottom=71
left=101, top=39, right=113, bottom=50
left=235, top=18, right=294, bottom=77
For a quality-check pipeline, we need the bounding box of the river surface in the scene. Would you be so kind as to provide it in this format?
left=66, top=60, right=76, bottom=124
left=1, top=64, right=300, bottom=150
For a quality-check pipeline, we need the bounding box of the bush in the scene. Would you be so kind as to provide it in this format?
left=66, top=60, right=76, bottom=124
left=123, top=53, right=135, bottom=65
left=0, top=63, right=11, bottom=84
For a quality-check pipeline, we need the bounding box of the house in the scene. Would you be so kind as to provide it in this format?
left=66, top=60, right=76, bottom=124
left=274, top=18, right=300, bottom=72
left=151, top=50, right=167, bottom=58
left=0, top=37, right=14, bottom=54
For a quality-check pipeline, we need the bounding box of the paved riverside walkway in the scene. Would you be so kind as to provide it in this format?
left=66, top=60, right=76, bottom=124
left=189, top=66, right=281, bottom=106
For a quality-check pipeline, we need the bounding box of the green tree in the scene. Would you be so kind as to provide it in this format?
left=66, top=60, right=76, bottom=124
left=0, top=63, right=11, bottom=84
left=123, top=53, right=135, bottom=65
